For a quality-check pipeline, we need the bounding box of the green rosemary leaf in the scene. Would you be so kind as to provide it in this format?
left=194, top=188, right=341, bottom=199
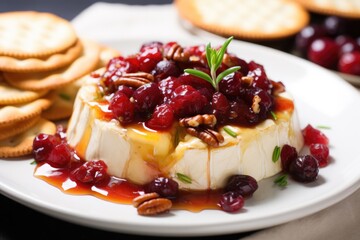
left=272, top=145, right=281, bottom=163
left=215, top=36, right=234, bottom=70
left=274, top=174, right=288, bottom=187
left=206, top=42, right=212, bottom=69
left=316, top=125, right=331, bottom=130
left=270, top=111, right=278, bottom=121
left=184, top=69, right=213, bottom=85
left=30, top=160, right=37, bottom=165
left=59, top=92, right=71, bottom=101
left=176, top=172, right=192, bottom=184
left=216, top=66, right=240, bottom=85
left=223, top=126, right=237, bottom=138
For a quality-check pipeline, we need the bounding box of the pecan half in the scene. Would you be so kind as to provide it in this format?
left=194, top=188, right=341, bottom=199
left=132, top=192, right=160, bottom=208
left=165, top=43, right=189, bottom=62
left=179, top=114, right=217, bottom=128
left=137, top=198, right=172, bottom=216
left=113, top=72, right=154, bottom=88
left=185, top=127, right=224, bottom=147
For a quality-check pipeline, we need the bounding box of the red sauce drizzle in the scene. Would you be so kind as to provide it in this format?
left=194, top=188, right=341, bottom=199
left=34, top=162, right=221, bottom=212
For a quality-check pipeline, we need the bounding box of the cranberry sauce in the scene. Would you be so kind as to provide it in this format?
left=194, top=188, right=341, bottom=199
left=97, top=41, right=292, bottom=131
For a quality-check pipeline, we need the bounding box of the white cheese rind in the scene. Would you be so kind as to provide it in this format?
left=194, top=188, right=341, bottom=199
left=67, top=77, right=304, bottom=190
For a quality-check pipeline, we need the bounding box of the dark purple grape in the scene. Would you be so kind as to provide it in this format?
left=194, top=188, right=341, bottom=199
left=323, top=16, right=348, bottom=36
left=218, top=191, right=244, bottom=213
left=225, top=175, right=258, bottom=198
left=144, top=177, right=179, bottom=198
left=295, top=24, right=327, bottom=55
left=151, top=60, right=181, bottom=81
left=289, top=155, right=319, bottom=183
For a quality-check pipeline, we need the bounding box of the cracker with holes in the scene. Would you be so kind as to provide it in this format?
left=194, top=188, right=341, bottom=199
left=0, top=79, right=48, bottom=105
left=3, top=40, right=101, bottom=91
left=0, top=92, right=54, bottom=127
left=294, top=0, right=360, bottom=19
left=0, top=40, right=83, bottom=73
left=175, top=0, right=309, bottom=40
left=0, top=11, right=78, bottom=59
left=0, top=118, right=56, bottom=158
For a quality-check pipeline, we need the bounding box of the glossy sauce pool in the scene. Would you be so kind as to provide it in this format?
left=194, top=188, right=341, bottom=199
left=34, top=162, right=222, bottom=212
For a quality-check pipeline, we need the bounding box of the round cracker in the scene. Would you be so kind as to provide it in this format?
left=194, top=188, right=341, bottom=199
left=0, top=91, right=55, bottom=127
left=175, top=0, right=310, bottom=40
left=0, top=115, right=40, bottom=141
left=295, top=0, right=360, bottom=19
left=3, top=39, right=101, bottom=91
left=0, top=118, right=56, bottom=158
left=42, top=83, right=81, bottom=121
left=0, top=39, right=83, bottom=73
left=0, top=79, right=48, bottom=105
left=0, top=11, right=78, bottom=59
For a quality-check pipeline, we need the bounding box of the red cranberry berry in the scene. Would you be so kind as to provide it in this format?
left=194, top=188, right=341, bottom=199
left=211, top=92, right=230, bottom=123
left=145, top=104, right=174, bottom=130
left=139, top=41, right=163, bottom=52
left=302, top=124, right=329, bottom=145
left=218, top=191, right=244, bottom=213
left=132, top=82, right=162, bottom=113
left=289, top=155, right=319, bottom=183
left=310, top=143, right=330, bottom=167
left=108, top=92, right=135, bottom=124
left=116, top=85, right=134, bottom=98
left=224, top=174, right=258, bottom=198
left=280, top=144, right=298, bottom=172
left=144, top=177, right=179, bottom=199
left=338, top=52, right=360, bottom=76
left=170, top=85, right=207, bottom=118
left=247, top=61, right=272, bottom=93
left=307, top=38, right=339, bottom=69
left=158, top=76, right=182, bottom=103
left=47, top=143, right=72, bottom=168
left=218, top=71, right=242, bottom=97
left=71, top=160, right=110, bottom=186
left=137, top=46, right=163, bottom=72
left=32, top=133, right=61, bottom=162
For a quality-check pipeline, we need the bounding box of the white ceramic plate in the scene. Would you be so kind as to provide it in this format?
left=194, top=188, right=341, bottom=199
left=1, top=38, right=360, bottom=237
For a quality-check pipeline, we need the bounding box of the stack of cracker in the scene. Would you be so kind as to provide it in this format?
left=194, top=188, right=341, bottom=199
left=0, top=11, right=120, bottom=158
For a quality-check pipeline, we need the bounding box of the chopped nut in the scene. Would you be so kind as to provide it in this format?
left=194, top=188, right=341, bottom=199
left=222, top=53, right=237, bottom=67
left=137, top=198, right=172, bottom=216
left=132, top=192, right=160, bottom=208
left=252, top=95, right=261, bottom=113
left=166, top=43, right=189, bottom=62
left=179, top=114, right=217, bottom=128
left=241, top=76, right=254, bottom=87
left=185, top=127, right=224, bottom=147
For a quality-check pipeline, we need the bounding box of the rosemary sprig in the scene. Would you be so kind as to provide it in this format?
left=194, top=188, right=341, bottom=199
left=176, top=172, right=192, bottom=184
left=184, top=36, right=240, bottom=91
